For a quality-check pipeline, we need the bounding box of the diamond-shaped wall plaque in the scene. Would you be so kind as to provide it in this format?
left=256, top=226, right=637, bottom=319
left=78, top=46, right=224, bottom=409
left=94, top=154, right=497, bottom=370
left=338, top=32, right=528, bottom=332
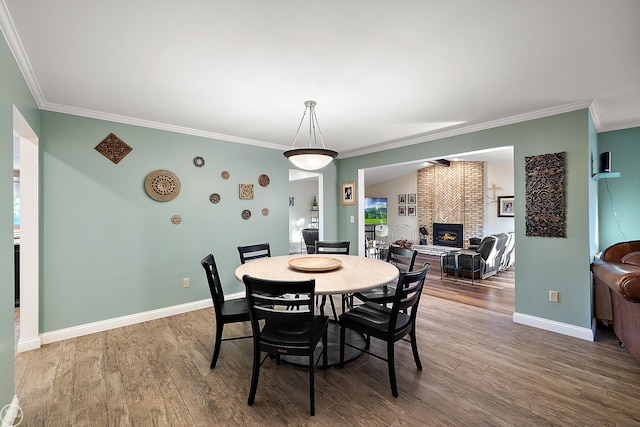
left=95, top=133, right=132, bottom=164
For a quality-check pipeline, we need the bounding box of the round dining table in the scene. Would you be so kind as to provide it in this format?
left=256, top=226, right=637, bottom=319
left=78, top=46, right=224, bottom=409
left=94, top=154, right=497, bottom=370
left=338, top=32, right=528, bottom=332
left=234, top=254, right=400, bottom=367
left=234, top=254, right=399, bottom=296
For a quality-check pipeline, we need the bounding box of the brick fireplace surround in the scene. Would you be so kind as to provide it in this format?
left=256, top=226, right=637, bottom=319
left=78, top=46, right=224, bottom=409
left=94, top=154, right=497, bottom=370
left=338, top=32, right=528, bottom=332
left=417, top=161, right=484, bottom=249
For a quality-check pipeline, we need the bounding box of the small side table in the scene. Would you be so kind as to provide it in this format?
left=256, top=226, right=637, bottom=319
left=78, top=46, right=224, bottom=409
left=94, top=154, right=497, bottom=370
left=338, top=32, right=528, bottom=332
left=440, top=249, right=482, bottom=284
left=456, top=250, right=482, bottom=285
left=440, top=250, right=460, bottom=280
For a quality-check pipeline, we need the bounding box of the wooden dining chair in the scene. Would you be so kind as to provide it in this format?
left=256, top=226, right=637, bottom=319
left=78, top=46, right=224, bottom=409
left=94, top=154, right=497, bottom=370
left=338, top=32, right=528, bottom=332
left=314, top=241, right=350, bottom=319
left=353, top=246, right=418, bottom=305
left=339, top=262, right=430, bottom=397
left=237, top=243, right=271, bottom=264
left=242, top=274, right=328, bottom=416
left=200, top=254, right=251, bottom=368
left=315, top=241, right=350, bottom=256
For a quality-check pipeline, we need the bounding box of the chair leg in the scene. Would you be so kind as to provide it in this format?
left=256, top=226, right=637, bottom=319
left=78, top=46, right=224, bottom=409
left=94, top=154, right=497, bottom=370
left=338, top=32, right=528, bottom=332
left=322, top=329, right=328, bottom=370
left=247, top=344, right=261, bottom=406
left=328, top=295, right=338, bottom=320
left=410, top=327, right=422, bottom=370
left=309, top=353, right=315, bottom=416
left=339, top=325, right=345, bottom=368
left=320, top=295, right=339, bottom=320
left=387, top=342, right=398, bottom=398
left=210, top=322, right=224, bottom=369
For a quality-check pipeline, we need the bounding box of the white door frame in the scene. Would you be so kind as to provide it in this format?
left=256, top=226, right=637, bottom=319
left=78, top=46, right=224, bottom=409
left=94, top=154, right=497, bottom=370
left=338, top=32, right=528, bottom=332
left=13, top=105, right=40, bottom=352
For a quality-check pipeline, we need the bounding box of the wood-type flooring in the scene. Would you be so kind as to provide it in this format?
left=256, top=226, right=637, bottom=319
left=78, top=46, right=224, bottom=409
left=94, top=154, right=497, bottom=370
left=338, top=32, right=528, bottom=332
left=13, top=258, right=640, bottom=426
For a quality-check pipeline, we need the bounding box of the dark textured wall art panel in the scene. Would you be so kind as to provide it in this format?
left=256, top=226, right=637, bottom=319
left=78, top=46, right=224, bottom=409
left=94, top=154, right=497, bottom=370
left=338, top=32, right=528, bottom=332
left=525, top=152, right=566, bottom=237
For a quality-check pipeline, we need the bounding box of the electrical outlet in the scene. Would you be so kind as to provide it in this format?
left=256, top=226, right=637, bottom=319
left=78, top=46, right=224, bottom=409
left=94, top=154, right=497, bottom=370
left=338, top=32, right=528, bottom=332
left=182, top=278, right=190, bottom=288
left=549, top=290, right=559, bottom=303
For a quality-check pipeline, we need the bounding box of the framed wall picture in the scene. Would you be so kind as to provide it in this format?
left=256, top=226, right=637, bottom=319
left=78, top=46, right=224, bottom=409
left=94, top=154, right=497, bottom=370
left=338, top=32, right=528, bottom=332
left=398, top=205, right=406, bottom=216
left=341, top=181, right=356, bottom=205
left=498, top=196, right=514, bottom=217
left=408, top=193, right=416, bottom=204
left=398, top=194, right=406, bottom=204
left=408, top=206, right=416, bottom=216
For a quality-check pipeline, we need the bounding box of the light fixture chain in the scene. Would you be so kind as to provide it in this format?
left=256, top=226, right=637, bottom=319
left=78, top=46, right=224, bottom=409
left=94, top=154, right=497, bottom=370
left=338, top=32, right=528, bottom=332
left=310, top=107, right=327, bottom=149
left=284, top=100, right=337, bottom=170
left=290, top=107, right=309, bottom=148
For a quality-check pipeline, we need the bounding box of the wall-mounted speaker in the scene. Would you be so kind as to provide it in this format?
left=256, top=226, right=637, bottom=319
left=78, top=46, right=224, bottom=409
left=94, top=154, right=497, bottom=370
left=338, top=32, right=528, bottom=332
left=599, top=151, right=611, bottom=173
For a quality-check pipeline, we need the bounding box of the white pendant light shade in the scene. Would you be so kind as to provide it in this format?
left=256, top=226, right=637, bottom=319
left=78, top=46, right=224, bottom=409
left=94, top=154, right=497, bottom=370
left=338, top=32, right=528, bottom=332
left=284, top=101, right=338, bottom=170
left=284, top=148, right=338, bottom=170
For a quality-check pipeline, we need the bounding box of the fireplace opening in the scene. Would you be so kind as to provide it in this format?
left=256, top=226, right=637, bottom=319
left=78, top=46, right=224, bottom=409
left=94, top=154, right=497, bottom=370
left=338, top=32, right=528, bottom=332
left=433, top=223, right=464, bottom=248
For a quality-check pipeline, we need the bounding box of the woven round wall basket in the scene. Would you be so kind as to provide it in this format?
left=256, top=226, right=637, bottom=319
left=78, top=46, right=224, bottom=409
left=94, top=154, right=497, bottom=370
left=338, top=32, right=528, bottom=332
left=144, top=169, right=181, bottom=202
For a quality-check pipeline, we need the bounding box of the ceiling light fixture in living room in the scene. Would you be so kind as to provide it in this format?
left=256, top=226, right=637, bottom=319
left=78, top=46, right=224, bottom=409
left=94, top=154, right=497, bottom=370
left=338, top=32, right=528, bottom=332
left=284, top=101, right=338, bottom=171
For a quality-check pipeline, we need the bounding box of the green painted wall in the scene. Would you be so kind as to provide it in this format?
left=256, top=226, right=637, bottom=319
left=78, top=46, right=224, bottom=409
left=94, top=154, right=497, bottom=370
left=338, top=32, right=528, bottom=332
left=40, top=111, right=297, bottom=331
left=597, top=126, right=640, bottom=249
left=0, top=33, right=40, bottom=407
left=337, top=110, right=594, bottom=329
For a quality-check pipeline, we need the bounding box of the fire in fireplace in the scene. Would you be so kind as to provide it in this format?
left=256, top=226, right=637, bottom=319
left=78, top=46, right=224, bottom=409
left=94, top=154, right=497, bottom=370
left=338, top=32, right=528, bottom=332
left=433, top=223, right=464, bottom=248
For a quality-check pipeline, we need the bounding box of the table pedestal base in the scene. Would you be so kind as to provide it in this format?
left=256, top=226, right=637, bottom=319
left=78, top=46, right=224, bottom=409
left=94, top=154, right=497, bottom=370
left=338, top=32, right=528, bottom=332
left=280, top=322, right=365, bottom=368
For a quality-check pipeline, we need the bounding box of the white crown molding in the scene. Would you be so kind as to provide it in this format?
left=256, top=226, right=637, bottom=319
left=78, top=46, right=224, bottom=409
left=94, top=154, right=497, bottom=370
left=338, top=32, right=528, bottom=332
left=41, top=102, right=289, bottom=150
left=597, top=118, right=640, bottom=133
left=340, top=100, right=597, bottom=159
left=588, top=100, right=602, bottom=130
left=0, top=0, right=45, bottom=106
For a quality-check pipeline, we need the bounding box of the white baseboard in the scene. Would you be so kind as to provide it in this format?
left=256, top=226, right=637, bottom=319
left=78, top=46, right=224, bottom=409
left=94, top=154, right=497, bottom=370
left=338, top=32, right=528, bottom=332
left=17, top=335, right=42, bottom=353
left=513, top=312, right=595, bottom=341
left=40, top=299, right=213, bottom=345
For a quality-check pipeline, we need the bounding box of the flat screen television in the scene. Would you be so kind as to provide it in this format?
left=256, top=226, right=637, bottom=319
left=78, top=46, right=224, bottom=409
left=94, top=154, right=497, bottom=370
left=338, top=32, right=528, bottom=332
left=364, top=197, right=387, bottom=225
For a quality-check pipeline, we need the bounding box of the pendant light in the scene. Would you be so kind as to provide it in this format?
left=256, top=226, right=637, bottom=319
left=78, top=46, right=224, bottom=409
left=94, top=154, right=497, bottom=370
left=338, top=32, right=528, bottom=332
left=283, top=100, right=338, bottom=170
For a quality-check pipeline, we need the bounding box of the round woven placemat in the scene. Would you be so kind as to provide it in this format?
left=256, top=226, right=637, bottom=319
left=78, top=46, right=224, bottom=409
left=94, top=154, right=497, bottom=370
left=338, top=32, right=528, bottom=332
left=144, top=169, right=181, bottom=202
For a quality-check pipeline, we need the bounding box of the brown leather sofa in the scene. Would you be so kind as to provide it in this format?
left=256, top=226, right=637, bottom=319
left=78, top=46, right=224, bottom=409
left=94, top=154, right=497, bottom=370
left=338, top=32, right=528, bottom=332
left=591, top=240, right=640, bottom=363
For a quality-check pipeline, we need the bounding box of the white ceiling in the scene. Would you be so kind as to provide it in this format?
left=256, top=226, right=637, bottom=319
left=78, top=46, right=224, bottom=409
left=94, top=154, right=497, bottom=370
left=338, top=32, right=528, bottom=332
left=3, top=1, right=639, bottom=161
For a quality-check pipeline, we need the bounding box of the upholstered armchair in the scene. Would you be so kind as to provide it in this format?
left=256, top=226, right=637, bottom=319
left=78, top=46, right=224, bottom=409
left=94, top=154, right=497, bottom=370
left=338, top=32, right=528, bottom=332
left=475, top=235, right=500, bottom=279
left=302, top=228, right=319, bottom=254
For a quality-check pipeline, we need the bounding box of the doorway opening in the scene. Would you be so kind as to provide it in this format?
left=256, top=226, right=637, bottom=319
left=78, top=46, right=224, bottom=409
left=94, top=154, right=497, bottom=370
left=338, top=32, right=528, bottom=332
left=13, top=105, right=40, bottom=352
left=288, top=170, right=322, bottom=254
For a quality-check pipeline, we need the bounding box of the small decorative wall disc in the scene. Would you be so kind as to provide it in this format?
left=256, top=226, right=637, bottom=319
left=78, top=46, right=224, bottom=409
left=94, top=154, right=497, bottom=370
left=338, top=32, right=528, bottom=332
left=209, top=193, right=221, bottom=204
left=144, top=169, right=181, bottom=202
left=262, top=208, right=269, bottom=216
left=221, top=170, right=230, bottom=180
left=242, top=209, right=251, bottom=220
left=171, top=215, right=182, bottom=225
left=239, top=183, right=254, bottom=200
left=193, top=156, right=205, bottom=167
left=258, top=174, right=270, bottom=187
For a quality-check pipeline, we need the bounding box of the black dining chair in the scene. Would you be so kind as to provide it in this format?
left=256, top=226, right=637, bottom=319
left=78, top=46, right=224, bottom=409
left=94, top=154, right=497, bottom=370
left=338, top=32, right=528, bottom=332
left=315, top=241, right=350, bottom=256
left=339, top=262, right=430, bottom=397
left=314, top=241, right=351, bottom=319
left=237, top=243, right=271, bottom=264
left=201, top=254, right=251, bottom=369
left=242, top=274, right=329, bottom=416
left=353, top=246, right=418, bottom=305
